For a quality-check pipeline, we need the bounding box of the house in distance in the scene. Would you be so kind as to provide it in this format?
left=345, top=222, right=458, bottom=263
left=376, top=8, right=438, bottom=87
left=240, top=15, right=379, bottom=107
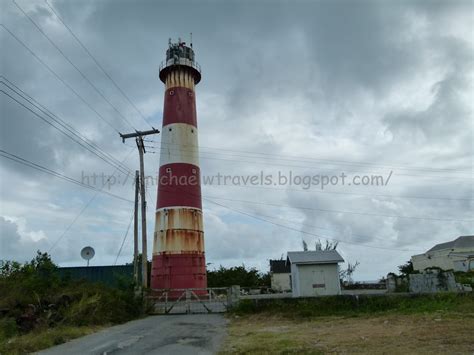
left=411, top=235, right=474, bottom=272
left=269, top=259, right=291, bottom=292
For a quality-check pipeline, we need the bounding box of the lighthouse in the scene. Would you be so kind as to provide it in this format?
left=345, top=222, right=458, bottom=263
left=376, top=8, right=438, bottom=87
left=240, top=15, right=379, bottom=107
left=151, top=39, right=207, bottom=291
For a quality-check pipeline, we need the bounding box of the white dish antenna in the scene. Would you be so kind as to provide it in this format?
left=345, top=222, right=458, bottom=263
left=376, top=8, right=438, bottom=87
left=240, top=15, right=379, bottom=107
left=80, top=246, right=95, bottom=266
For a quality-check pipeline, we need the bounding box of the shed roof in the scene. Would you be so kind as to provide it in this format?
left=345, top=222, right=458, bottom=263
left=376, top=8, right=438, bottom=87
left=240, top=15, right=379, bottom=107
left=427, top=235, right=474, bottom=253
left=287, top=250, right=344, bottom=265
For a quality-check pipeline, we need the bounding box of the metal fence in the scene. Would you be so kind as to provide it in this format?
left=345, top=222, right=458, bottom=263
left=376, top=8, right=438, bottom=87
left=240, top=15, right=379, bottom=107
left=148, top=288, right=231, bottom=314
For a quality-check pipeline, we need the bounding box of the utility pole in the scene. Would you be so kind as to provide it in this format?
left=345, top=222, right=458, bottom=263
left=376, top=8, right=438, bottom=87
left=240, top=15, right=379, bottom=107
left=133, top=170, right=139, bottom=285
left=120, top=128, right=159, bottom=289
left=137, top=136, right=148, bottom=288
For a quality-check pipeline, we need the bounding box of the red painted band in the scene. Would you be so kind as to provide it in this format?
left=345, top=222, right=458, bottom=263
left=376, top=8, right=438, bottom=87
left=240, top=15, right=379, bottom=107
left=151, top=253, right=207, bottom=290
left=163, top=87, right=197, bottom=127
left=157, top=163, right=202, bottom=209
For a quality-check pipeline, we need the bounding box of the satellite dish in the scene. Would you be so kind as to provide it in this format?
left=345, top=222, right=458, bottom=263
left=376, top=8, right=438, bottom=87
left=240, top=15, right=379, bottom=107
left=81, top=246, right=95, bottom=266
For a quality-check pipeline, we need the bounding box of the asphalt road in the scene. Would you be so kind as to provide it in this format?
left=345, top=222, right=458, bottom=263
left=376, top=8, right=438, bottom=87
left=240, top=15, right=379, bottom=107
left=38, top=314, right=228, bottom=355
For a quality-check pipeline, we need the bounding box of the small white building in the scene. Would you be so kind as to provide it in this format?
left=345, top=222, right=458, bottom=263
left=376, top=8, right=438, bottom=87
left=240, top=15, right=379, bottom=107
left=411, top=235, right=474, bottom=272
left=269, top=260, right=291, bottom=292
left=287, top=250, right=344, bottom=297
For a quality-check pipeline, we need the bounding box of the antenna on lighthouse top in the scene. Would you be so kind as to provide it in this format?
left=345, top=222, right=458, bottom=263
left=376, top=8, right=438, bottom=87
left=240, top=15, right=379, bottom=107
left=190, top=32, right=193, bottom=48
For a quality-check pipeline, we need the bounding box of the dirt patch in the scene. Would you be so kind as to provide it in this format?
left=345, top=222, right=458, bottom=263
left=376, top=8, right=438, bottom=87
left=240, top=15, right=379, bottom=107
left=221, top=312, right=474, bottom=354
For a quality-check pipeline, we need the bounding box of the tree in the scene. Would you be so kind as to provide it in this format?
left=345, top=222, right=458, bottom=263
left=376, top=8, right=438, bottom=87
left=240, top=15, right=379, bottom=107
left=398, top=260, right=414, bottom=276
left=316, top=239, right=338, bottom=251
left=302, top=239, right=308, bottom=251
left=206, top=265, right=269, bottom=288
left=339, top=261, right=360, bottom=284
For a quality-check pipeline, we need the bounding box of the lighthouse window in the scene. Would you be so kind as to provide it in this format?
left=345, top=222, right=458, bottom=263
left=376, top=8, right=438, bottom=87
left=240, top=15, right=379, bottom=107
left=169, top=128, right=172, bottom=131
left=169, top=90, right=174, bottom=95
left=166, top=168, right=171, bottom=173
left=191, top=129, right=194, bottom=133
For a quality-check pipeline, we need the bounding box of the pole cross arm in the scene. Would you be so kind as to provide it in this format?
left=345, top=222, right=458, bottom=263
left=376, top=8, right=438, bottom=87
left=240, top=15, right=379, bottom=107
left=120, top=128, right=160, bottom=142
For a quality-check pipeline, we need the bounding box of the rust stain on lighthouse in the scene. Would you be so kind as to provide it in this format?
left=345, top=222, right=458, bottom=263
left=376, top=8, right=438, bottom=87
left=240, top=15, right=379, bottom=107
left=151, top=39, right=207, bottom=291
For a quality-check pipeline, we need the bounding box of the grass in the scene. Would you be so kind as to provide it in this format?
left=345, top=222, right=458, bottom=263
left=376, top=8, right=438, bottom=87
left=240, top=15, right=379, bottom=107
left=222, top=312, right=474, bottom=354
left=0, top=325, right=102, bottom=355
left=222, top=293, right=474, bottom=354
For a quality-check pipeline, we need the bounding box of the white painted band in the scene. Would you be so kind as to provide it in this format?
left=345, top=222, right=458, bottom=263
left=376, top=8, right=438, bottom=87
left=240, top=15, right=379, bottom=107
left=159, top=123, right=200, bottom=166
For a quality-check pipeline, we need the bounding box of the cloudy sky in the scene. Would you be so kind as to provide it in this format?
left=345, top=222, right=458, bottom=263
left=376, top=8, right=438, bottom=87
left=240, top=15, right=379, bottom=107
left=1, top=0, right=473, bottom=280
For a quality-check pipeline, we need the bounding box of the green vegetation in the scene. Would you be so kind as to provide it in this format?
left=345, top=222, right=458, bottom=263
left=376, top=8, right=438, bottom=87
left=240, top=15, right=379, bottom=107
left=0, top=252, right=145, bottom=354
left=207, top=265, right=270, bottom=288
left=231, top=293, right=474, bottom=318
left=1, top=326, right=100, bottom=355
left=454, top=270, right=474, bottom=287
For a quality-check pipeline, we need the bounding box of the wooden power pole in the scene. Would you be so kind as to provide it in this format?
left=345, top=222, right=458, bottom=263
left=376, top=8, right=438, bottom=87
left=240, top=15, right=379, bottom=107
left=133, top=170, right=139, bottom=285
left=137, top=136, right=148, bottom=288
left=120, top=128, right=159, bottom=288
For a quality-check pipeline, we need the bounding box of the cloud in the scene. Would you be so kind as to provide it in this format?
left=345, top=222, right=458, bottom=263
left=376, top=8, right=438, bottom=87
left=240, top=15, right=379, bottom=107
left=0, top=0, right=472, bottom=280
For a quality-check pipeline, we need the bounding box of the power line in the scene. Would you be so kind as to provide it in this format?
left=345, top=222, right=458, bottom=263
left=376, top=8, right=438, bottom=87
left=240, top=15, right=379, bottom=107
left=0, top=149, right=132, bottom=203
left=114, top=208, right=135, bottom=265
left=0, top=76, right=133, bottom=174
left=150, top=143, right=474, bottom=180
left=152, top=183, right=421, bottom=252
left=194, top=193, right=421, bottom=252
left=231, top=208, right=415, bottom=244
left=0, top=24, right=121, bottom=133
left=0, top=82, right=131, bottom=175
left=12, top=0, right=136, bottom=131
left=153, top=140, right=471, bottom=174
left=48, top=148, right=136, bottom=252
left=204, top=182, right=472, bottom=202
left=204, top=197, right=422, bottom=252
left=204, top=194, right=473, bottom=222
left=44, top=0, right=152, bottom=129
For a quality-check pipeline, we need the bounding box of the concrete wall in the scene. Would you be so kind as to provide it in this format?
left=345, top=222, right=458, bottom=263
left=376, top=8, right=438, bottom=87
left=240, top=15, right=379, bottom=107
left=292, top=263, right=341, bottom=297
left=271, top=273, right=291, bottom=292
left=409, top=271, right=457, bottom=293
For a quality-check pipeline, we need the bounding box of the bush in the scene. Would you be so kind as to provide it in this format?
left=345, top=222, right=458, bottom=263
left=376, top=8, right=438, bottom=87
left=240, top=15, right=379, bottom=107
left=0, top=318, right=18, bottom=341
left=232, top=293, right=474, bottom=318
left=207, top=265, right=270, bottom=288
left=0, top=251, right=144, bottom=341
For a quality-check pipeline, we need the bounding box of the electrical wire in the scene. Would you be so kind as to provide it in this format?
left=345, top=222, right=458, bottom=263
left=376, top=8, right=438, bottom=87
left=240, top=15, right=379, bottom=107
left=44, top=0, right=152, bottom=129
left=203, top=197, right=423, bottom=252
left=148, top=143, right=474, bottom=180
left=12, top=0, right=136, bottom=131
left=114, top=208, right=135, bottom=265
left=0, top=149, right=132, bottom=203
left=152, top=140, right=471, bottom=174
left=0, top=24, right=122, bottom=134
left=48, top=148, right=136, bottom=252
left=204, top=181, right=472, bottom=202
left=154, top=184, right=423, bottom=252
left=203, top=194, right=473, bottom=223
left=0, top=83, right=131, bottom=175
left=0, top=76, right=131, bottom=173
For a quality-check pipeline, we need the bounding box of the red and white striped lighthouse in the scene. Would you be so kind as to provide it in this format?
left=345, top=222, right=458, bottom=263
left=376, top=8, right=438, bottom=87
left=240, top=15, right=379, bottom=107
left=151, top=39, right=207, bottom=290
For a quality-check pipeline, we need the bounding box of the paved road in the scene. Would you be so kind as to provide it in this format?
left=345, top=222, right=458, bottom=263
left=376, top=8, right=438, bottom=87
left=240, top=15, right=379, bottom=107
left=38, top=314, right=227, bottom=355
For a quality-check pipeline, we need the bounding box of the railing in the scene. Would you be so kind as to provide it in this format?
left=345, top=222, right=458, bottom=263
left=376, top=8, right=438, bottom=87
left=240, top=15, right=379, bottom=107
left=159, top=57, right=201, bottom=74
